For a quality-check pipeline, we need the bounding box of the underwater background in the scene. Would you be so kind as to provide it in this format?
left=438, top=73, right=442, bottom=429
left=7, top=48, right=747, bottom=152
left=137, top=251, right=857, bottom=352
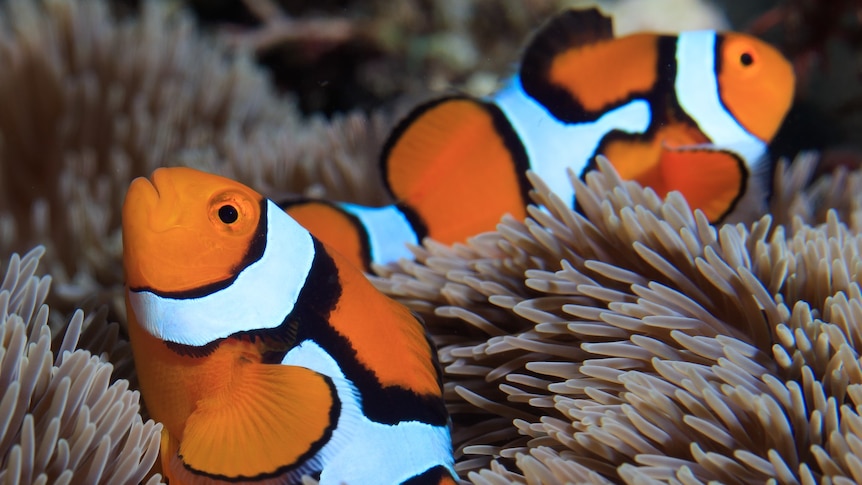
left=2, top=0, right=862, bottom=483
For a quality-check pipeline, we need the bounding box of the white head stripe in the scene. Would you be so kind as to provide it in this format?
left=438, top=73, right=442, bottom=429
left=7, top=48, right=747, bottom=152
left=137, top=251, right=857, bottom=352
left=338, top=202, right=418, bottom=266
left=674, top=31, right=767, bottom=165
left=128, top=199, right=316, bottom=346
left=492, top=76, right=651, bottom=205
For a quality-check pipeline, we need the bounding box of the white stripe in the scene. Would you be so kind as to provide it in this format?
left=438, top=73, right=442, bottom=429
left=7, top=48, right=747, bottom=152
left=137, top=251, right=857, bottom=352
left=338, top=202, right=419, bottom=266
left=282, top=340, right=455, bottom=484
left=492, top=76, right=652, bottom=205
left=128, top=199, right=315, bottom=346
left=674, top=31, right=767, bottom=166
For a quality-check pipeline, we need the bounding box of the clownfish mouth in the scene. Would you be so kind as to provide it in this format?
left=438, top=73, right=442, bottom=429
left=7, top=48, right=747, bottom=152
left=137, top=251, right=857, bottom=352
left=126, top=175, right=160, bottom=214
left=125, top=169, right=189, bottom=236
left=127, top=167, right=185, bottom=214
left=143, top=173, right=160, bottom=198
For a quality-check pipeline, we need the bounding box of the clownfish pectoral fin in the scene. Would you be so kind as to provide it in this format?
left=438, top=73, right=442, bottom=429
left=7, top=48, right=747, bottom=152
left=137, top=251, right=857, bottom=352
left=168, top=364, right=339, bottom=483
left=282, top=199, right=372, bottom=271
left=382, top=96, right=531, bottom=244
left=659, top=145, right=747, bottom=223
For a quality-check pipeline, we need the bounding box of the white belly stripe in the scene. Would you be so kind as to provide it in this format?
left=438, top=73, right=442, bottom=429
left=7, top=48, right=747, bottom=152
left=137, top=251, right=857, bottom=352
left=282, top=340, right=455, bottom=484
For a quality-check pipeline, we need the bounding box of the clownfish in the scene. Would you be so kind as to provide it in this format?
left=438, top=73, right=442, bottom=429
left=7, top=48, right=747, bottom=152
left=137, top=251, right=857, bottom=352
left=284, top=8, right=795, bottom=271
left=122, top=167, right=455, bottom=484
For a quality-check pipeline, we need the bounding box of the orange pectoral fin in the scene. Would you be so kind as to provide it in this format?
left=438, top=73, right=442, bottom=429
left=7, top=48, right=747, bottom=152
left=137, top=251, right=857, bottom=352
left=174, top=364, right=338, bottom=482
left=382, top=97, right=530, bottom=244
left=660, top=146, right=746, bottom=223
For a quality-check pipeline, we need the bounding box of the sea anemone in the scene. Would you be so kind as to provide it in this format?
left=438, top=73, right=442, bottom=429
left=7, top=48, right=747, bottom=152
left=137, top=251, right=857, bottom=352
left=374, top=156, right=862, bottom=483
left=0, top=246, right=161, bottom=484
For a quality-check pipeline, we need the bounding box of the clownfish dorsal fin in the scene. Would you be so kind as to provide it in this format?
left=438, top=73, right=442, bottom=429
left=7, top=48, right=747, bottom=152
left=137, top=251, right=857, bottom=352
left=172, top=360, right=338, bottom=482
left=283, top=199, right=422, bottom=270
left=381, top=96, right=531, bottom=244
left=519, top=8, right=664, bottom=124
left=522, top=8, right=614, bottom=66
left=282, top=199, right=373, bottom=271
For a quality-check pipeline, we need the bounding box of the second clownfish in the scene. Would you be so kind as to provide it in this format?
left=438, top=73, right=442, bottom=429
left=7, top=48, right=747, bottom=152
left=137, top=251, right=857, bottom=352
left=284, top=8, right=795, bottom=271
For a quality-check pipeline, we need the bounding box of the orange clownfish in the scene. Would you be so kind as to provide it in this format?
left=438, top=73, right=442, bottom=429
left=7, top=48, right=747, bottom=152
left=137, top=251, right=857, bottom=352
left=122, top=167, right=455, bottom=484
left=284, top=8, right=795, bottom=271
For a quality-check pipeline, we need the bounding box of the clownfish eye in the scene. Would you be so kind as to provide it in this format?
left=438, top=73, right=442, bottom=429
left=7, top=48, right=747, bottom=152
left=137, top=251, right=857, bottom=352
left=218, top=204, right=239, bottom=224
left=740, top=52, right=754, bottom=66
left=209, top=190, right=256, bottom=232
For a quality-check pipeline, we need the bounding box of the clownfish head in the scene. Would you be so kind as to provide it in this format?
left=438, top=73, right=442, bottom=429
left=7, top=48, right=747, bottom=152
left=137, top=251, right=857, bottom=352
left=122, top=167, right=264, bottom=294
left=716, top=32, right=795, bottom=143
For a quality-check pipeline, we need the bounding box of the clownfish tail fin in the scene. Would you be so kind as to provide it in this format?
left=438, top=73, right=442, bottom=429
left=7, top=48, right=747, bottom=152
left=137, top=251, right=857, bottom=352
left=380, top=96, right=532, bottom=244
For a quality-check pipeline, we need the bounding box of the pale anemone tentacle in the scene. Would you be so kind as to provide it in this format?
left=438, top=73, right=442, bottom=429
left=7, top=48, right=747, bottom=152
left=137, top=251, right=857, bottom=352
left=0, top=247, right=163, bottom=484
left=375, top=155, right=862, bottom=484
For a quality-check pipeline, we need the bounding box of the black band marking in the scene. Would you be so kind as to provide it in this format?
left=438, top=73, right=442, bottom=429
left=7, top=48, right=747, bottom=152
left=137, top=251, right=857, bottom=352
left=579, top=36, right=701, bottom=184
left=519, top=8, right=617, bottom=124
left=381, top=95, right=532, bottom=233
left=165, top=339, right=222, bottom=358
left=253, top=239, right=448, bottom=427
left=698, top=147, right=749, bottom=223
left=712, top=34, right=742, bottom=138
left=394, top=201, right=428, bottom=243
left=402, top=464, right=454, bottom=485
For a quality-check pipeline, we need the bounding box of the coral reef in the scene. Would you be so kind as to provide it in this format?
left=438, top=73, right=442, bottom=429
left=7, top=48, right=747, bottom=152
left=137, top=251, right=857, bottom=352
left=2, top=0, right=862, bottom=483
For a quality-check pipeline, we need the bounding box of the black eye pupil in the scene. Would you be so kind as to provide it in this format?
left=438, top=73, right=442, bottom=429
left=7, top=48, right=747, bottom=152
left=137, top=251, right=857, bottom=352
left=740, top=52, right=753, bottom=66
left=218, top=205, right=238, bottom=224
